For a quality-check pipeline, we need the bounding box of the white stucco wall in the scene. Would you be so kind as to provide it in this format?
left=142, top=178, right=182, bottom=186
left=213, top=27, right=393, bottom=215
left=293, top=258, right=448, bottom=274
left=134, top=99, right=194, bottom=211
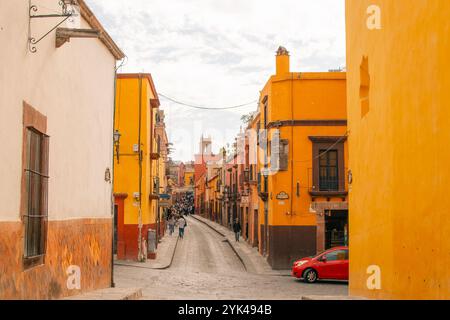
left=0, top=0, right=117, bottom=221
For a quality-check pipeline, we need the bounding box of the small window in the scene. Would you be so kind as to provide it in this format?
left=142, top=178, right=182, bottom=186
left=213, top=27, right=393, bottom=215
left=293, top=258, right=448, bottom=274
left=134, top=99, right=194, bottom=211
left=24, top=128, right=49, bottom=261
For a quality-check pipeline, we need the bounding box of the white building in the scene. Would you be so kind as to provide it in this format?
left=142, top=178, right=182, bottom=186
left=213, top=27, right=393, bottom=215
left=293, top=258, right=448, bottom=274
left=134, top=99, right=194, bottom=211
left=0, top=0, right=124, bottom=299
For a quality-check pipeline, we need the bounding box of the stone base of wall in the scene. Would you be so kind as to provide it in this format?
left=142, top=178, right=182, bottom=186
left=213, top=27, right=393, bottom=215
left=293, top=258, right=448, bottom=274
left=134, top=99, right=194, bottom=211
left=118, top=223, right=157, bottom=261
left=267, top=225, right=317, bottom=270
left=0, top=218, right=112, bottom=300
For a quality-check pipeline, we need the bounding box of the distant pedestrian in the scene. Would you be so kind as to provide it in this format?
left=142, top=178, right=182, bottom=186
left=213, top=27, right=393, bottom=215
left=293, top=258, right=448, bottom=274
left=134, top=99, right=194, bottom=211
left=177, top=216, right=187, bottom=239
left=233, top=219, right=241, bottom=242
left=168, top=215, right=176, bottom=236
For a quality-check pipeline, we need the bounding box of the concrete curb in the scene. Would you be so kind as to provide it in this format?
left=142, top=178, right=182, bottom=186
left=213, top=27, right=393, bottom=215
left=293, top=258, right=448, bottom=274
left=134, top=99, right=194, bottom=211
left=157, top=235, right=179, bottom=270
left=224, top=238, right=248, bottom=272
left=122, top=288, right=143, bottom=300
left=190, top=215, right=226, bottom=237
left=114, top=235, right=179, bottom=270
left=63, top=287, right=143, bottom=300
left=190, top=215, right=256, bottom=273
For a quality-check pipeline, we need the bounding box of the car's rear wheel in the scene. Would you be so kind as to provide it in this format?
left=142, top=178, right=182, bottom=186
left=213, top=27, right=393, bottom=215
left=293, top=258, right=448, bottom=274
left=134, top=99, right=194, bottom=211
left=303, top=269, right=318, bottom=283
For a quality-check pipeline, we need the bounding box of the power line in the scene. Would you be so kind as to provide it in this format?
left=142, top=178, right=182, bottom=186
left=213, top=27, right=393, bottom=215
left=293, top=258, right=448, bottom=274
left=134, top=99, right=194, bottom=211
left=159, top=93, right=257, bottom=110
left=294, top=131, right=350, bottom=163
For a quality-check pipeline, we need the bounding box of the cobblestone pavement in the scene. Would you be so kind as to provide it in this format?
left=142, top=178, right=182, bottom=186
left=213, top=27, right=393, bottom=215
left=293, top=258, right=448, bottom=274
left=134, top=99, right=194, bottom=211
left=114, top=216, right=348, bottom=300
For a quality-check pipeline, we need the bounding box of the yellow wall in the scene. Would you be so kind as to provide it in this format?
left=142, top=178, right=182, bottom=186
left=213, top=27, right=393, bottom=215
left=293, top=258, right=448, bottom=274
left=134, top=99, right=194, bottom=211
left=346, top=0, right=450, bottom=299
left=185, top=172, right=194, bottom=186
left=114, top=76, right=158, bottom=226
left=208, top=175, right=218, bottom=213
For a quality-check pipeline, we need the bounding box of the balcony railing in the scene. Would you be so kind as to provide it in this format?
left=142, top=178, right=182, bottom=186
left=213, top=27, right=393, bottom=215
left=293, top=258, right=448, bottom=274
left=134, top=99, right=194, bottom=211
left=308, top=167, right=348, bottom=199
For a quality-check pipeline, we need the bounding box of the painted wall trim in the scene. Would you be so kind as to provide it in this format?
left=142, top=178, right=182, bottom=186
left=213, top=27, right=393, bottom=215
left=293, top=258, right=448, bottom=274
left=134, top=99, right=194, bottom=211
left=267, top=120, right=347, bottom=128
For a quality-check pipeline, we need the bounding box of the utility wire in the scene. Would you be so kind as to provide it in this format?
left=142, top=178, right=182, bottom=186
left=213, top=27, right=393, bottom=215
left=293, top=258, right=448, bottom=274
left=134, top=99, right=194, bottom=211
left=159, top=93, right=257, bottom=110
left=294, top=131, right=350, bottom=163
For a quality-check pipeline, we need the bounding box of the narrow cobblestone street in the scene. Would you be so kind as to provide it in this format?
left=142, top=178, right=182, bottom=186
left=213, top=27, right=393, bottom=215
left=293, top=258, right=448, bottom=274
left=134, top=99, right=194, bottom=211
left=114, top=217, right=348, bottom=300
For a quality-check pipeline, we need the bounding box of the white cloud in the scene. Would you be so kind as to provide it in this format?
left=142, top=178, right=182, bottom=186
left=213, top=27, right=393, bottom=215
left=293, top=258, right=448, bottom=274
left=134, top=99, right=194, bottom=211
left=86, top=0, right=346, bottom=161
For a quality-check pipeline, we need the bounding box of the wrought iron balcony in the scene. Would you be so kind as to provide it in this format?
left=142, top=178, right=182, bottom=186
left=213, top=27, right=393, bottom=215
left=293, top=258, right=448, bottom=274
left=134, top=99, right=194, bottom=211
left=308, top=167, right=348, bottom=200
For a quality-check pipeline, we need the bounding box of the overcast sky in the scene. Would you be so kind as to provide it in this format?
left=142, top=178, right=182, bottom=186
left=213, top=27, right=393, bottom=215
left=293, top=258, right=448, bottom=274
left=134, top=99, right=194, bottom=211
left=86, top=0, right=346, bottom=162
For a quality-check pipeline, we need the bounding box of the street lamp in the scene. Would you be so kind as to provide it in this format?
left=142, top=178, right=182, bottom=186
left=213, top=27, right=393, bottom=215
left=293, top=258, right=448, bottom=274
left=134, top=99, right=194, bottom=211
left=113, top=130, right=121, bottom=163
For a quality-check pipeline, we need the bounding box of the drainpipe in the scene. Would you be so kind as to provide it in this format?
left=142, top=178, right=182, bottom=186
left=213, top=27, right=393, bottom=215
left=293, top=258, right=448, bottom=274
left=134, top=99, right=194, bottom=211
left=137, top=74, right=144, bottom=262
left=110, top=56, right=126, bottom=287
left=290, top=73, right=294, bottom=217
left=110, top=66, right=117, bottom=288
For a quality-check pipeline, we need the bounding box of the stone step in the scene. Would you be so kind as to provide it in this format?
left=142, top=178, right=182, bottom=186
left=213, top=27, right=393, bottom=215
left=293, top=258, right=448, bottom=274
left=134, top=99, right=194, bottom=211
left=63, top=287, right=142, bottom=300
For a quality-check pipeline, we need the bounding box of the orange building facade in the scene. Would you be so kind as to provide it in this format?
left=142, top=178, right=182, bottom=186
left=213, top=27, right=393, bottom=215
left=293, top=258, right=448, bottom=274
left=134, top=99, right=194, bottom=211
left=254, top=48, right=348, bottom=269
left=346, top=0, right=450, bottom=299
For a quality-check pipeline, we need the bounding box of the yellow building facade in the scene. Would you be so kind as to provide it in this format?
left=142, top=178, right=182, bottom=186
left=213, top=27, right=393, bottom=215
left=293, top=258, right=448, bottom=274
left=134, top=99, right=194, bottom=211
left=346, top=0, right=450, bottom=299
left=207, top=174, right=219, bottom=221
left=255, top=48, right=348, bottom=269
left=185, top=171, right=195, bottom=187
left=113, top=73, right=160, bottom=261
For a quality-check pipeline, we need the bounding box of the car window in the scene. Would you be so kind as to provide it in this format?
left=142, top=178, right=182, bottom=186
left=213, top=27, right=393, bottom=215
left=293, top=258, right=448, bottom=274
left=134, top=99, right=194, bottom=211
left=325, top=251, right=339, bottom=261
left=325, top=249, right=348, bottom=261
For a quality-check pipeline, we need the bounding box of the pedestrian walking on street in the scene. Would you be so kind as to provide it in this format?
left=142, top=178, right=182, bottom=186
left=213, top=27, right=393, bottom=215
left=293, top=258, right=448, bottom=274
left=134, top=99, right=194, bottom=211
left=168, top=215, right=176, bottom=236
left=177, top=216, right=187, bottom=239
left=233, top=219, right=241, bottom=242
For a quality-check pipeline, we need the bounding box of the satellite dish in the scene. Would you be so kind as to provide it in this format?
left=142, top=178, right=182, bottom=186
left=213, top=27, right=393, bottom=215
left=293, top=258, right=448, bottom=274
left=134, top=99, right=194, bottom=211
left=65, top=4, right=81, bottom=29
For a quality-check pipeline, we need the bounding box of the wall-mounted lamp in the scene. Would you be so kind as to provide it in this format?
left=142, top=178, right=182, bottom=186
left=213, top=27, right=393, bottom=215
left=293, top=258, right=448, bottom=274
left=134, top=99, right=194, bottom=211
left=113, top=130, right=121, bottom=163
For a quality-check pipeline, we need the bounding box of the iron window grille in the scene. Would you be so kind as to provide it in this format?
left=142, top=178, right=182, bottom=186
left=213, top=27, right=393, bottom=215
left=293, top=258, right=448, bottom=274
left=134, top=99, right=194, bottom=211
left=319, top=149, right=339, bottom=191
left=23, top=128, right=49, bottom=262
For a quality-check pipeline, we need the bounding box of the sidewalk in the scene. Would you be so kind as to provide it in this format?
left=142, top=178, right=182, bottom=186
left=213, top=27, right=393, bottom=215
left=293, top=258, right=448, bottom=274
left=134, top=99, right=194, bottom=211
left=63, top=287, right=142, bottom=300
left=190, top=215, right=290, bottom=277
left=114, top=231, right=179, bottom=270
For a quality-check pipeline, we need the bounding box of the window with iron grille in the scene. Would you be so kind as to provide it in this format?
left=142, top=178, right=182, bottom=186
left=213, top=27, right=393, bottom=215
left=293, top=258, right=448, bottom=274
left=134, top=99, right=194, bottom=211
left=319, top=150, right=339, bottom=191
left=24, top=128, right=49, bottom=260
left=257, top=172, right=261, bottom=193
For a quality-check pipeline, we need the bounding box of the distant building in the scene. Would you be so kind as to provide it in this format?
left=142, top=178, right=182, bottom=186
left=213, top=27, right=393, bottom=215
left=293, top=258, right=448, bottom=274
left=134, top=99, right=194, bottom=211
left=194, top=137, right=221, bottom=216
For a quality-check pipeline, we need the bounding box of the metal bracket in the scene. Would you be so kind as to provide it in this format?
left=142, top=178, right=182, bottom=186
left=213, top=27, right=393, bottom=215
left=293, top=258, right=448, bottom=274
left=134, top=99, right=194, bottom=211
left=28, top=0, right=78, bottom=53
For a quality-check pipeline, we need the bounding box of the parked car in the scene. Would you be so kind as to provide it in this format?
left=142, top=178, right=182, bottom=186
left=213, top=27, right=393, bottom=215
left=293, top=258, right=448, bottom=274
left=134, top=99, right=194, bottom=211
left=291, top=246, right=349, bottom=283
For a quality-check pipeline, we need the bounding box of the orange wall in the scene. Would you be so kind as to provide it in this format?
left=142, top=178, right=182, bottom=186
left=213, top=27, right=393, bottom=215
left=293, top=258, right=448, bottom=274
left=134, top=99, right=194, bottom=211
left=346, top=0, right=450, bottom=299
left=258, top=73, right=348, bottom=227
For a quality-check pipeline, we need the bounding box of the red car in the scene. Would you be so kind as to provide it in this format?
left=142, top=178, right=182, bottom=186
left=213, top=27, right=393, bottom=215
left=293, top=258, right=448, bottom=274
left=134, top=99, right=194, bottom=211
left=291, top=246, right=349, bottom=283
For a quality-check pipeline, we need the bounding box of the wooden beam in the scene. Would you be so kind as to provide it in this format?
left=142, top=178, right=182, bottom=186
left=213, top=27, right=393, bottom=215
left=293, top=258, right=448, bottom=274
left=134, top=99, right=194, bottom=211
left=55, top=28, right=100, bottom=48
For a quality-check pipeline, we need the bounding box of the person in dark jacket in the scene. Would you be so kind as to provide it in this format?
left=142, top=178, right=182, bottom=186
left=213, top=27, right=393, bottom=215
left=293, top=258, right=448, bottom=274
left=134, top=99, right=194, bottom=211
left=233, top=219, right=241, bottom=242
